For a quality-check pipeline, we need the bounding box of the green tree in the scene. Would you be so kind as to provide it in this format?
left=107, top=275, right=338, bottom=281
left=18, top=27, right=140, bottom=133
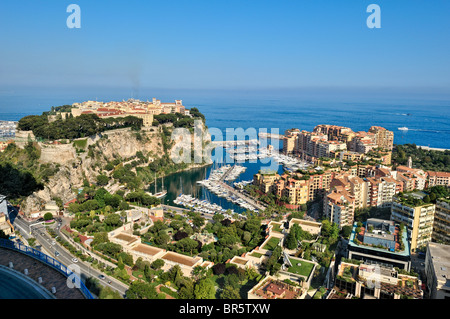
left=192, top=266, right=208, bottom=281
left=92, top=232, right=109, bottom=246
left=96, top=174, right=109, bottom=186
left=194, top=278, right=215, bottom=299
left=178, top=279, right=195, bottom=299
left=104, top=213, right=122, bottom=227
left=43, top=212, right=53, bottom=221
left=341, top=225, right=352, bottom=239
left=125, top=282, right=158, bottom=299
left=118, top=256, right=125, bottom=270
left=192, top=215, right=205, bottom=228
left=220, top=285, right=241, bottom=299
left=151, top=259, right=165, bottom=270
left=284, top=233, right=298, bottom=250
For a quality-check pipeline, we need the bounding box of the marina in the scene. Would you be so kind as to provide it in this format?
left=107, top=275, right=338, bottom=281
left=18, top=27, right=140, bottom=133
left=229, top=146, right=310, bottom=171
left=150, top=141, right=311, bottom=215
left=196, top=163, right=263, bottom=213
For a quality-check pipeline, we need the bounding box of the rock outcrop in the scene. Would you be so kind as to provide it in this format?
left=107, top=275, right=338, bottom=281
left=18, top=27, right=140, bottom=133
left=20, top=124, right=211, bottom=215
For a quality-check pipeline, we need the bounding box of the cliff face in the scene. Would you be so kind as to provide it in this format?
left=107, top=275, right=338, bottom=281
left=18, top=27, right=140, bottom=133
left=21, top=124, right=211, bottom=214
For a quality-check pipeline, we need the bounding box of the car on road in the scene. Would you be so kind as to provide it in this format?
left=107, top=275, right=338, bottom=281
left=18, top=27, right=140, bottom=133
left=55, top=251, right=60, bottom=257
left=51, top=241, right=56, bottom=245
left=99, top=275, right=106, bottom=280
left=72, top=258, right=78, bottom=263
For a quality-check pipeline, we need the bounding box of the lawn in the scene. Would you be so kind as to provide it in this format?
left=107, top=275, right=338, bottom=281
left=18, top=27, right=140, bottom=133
left=250, top=252, right=264, bottom=258
left=287, top=258, right=315, bottom=277
left=271, top=223, right=283, bottom=233
left=262, top=237, right=280, bottom=251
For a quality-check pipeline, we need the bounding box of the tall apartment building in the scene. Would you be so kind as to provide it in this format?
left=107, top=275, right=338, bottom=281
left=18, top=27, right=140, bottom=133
left=307, top=171, right=332, bottom=201
left=396, top=172, right=417, bottom=192
left=368, top=126, right=394, bottom=151
left=424, top=242, right=450, bottom=299
left=317, top=140, right=347, bottom=158
left=324, top=190, right=355, bottom=228
left=282, top=129, right=300, bottom=155
left=281, top=178, right=309, bottom=205
left=313, top=124, right=355, bottom=143
left=253, top=172, right=280, bottom=193
left=366, top=176, right=398, bottom=208
left=254, top=170, right=332, bottom=207
left=390, top=193, right=435, bottom=252
left=433, top=199, right=450, bottom=244
left=284, top=129, right=329, bottom=160
left=348, top=132, right=378, bottom=154
left=330, top=174, right=369, bottom=209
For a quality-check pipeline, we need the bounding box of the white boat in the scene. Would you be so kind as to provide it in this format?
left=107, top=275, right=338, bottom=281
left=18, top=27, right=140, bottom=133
left=398, top=127, right=409, bottom=131
left=149, top=173, right=167, bottom=198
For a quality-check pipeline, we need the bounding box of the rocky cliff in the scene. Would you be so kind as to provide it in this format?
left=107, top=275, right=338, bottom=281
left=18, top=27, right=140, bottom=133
left=21, top=123, right=211, bottom=215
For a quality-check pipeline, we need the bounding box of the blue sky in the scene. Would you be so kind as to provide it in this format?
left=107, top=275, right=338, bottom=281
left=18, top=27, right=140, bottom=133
left=1, top=0, right=449, bottom=94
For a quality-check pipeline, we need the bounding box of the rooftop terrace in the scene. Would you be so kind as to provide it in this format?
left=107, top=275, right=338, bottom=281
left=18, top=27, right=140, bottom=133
left=161, top=251, right=201, bottom=267
left=349, top=221, right=410, bottom=257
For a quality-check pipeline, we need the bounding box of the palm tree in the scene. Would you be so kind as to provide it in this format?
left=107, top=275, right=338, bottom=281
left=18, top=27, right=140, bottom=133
left=191, top=266, right=207, bottom=281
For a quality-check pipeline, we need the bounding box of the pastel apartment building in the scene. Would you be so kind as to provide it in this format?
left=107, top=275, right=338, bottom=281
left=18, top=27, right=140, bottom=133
left=253, top=169, right=331, bottom=207
left=368, top=126, right=394, bottom=151
left=390, top=192, right=435, bottom=252
left=395, top=165, right=427, bottom=190
left=324, top=189, right=356, bottom=229
left=283, top=124, right=394, bottom=162
left=426, top=171, right=450, bottom=188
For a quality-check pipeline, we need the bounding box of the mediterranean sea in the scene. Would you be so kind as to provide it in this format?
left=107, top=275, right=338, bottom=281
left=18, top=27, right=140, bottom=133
left=1, top=87, right=449, bottom=213
left=1, top=87, right=449, bottom=148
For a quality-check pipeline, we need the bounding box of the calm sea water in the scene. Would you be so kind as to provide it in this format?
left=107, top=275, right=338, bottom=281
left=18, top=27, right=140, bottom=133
left=1, top=87, right=449, bottom=148
left=1, top=87, right=449, bottom=211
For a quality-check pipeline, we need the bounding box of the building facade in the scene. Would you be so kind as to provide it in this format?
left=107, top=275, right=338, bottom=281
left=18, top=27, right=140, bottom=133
left=390, top=195, right=435, bottom=252
left=424, top=242, right=450, bottom=299
left=433, top=200, right=450, bottom=244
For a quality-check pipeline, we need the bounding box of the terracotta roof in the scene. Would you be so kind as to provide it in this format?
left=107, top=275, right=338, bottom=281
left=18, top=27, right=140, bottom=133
left=266, top=283, right=285, bottom=296
left=427, top=171, right=450, bottom=178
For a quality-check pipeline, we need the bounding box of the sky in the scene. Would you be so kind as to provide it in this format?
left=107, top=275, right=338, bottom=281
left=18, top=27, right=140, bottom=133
left=0, top=0, right=449, bottom=95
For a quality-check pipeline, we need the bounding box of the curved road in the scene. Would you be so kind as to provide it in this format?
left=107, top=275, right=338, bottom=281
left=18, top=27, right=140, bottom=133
left=7, top=204, right=129, bottom=298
